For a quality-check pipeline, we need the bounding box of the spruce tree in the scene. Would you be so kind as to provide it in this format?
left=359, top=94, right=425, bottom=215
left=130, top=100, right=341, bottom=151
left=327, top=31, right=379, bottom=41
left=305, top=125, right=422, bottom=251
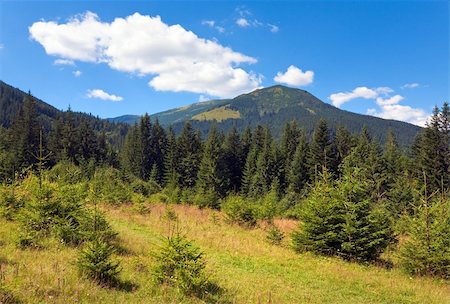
left=287, top=130, right=309, bottom=194
left=196, top=125, right=225, bottom=206
left=412, top=103, right=450, bottom=193
left=308, top=119, right=336, bottom=179
left=223, top=126, right=243, bottom=193
left=177, top=122, right=202, bottom=188
left=139, top=114, right=153, bottom=180
left=163, top=126, right=179, bottom=187
left=150, top=119, right=167, bottom=183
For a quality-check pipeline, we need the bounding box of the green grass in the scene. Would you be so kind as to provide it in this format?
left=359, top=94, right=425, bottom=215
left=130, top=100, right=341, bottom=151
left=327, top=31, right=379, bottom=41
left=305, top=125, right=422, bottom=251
left=0, top=203, right=448, bottom=303
left=192, top=106, right=241, bottom=122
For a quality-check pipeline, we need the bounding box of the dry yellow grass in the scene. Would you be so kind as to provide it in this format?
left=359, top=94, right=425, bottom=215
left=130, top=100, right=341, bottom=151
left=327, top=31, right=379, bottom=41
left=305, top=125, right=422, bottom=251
left=1, top=202, right=449, bottom=303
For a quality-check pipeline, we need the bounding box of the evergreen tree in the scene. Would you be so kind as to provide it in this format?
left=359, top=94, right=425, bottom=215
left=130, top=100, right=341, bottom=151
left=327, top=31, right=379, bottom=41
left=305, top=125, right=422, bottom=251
left=400, top=185, right=450, bottom=278
left=10, top=95, right=41, bottom=170
left=177, top=122, right=202, bottom=188
left=334, top=125, right=353, bottom=173
left=249, top=127, right=275, bottom=197
left=196, top=125, right=226, bottom=204
left=150, top=119, right=167, bottom=183
left=287, top=130, right=310, bottom=194
left=292, top=170, right=394, bottom=262
left=223, top=126, right=243, bottom=193
left=412, top=103, right=450, bottom=192
left=120, top=123, right=142, bottom=178
left=341, top=127, right=387, bottom=202
left=308, top=119, right=336, bottom=179
left=163, top=126, right=179, bottom=187
left=241, top=147, right=258, bottom=195
left=139, top=114, right=153, bottom=180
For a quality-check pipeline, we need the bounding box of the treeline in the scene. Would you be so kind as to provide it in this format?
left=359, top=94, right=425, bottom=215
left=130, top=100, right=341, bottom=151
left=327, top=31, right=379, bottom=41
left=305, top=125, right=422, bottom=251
left=0, top=94, right=449, bottom=278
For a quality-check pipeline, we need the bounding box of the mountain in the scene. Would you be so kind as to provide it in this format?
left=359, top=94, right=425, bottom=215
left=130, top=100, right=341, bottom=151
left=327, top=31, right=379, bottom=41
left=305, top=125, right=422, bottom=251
left=0, top=81, right=129, bottom=146
left=111, top=85, right=422, bottom=146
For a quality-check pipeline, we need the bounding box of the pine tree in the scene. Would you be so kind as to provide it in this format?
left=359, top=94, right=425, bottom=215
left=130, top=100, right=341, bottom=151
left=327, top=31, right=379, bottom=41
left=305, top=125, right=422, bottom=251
left=308, top=119, right=336, bottom=179
left=400, top=181, right=450, bottom=278
left=177, top=122, right=202, bottom=188
left=241, top=147, right=258, bottom=195
left=196, top=125, right=225, bottom=205
left=287, top=130, right=310, bottom=194
left=334, top=125, right=353, bottom=173
left=341, top=127, right=387, bottom=202
left=412, top=103, right=450, bottom=192
left=222, top=126, right=243, bottom=193
left=249, top=127, right=275, bottom=197
left=292, top=170, right=394, bottom=262
left=139, top=114, right=153, bottom=180
left=163, top=126, right=179, bottom=187
left=120, top=123, right=142, bottom=178
left=10, top=94, right=41, bottom=170
left=150, top=119, right=167, bottom=183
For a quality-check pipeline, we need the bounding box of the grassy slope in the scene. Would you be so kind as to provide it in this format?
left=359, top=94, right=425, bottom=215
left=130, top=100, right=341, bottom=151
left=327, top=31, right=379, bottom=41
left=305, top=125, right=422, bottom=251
left=0, top=203, right=448, bottom=303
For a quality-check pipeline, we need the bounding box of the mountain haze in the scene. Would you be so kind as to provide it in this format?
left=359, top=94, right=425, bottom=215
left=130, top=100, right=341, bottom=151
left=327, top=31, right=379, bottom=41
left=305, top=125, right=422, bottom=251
left=112, top=85, right=422, bottom=146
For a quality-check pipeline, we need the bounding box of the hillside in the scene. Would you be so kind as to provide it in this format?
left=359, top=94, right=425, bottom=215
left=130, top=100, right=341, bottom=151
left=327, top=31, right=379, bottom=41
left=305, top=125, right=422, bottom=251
left=0, top=81, right=128, bottom=146
left=112, top=85, right=422, bottom=146
left=1, top=202, right=448, bottom=303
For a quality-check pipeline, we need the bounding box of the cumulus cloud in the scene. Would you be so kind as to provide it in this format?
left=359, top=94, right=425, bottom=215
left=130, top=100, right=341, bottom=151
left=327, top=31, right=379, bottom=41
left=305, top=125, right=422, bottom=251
left=368, top=96, right=429, bottom=127
left=73, top=70, right=82, bottom=77
left=86, top=89, right=123, bottom=102
left=53, top=59, right=75, bottom=66
left=329, top=85, right=429, bottom=126
left=401, top=83, right=420, bottom=89
left=328, top=87, right=379, bottom=108
left=236, top=18, right=250, bottom=27
left=29, top=11, right=262, bottom=98
left=274, top=65, right=314, bottom=87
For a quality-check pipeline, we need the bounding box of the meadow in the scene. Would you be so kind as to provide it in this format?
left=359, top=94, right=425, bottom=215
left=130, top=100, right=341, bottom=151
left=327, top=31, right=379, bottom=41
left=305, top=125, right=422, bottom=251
left=1, top=201, right=448, bottom=304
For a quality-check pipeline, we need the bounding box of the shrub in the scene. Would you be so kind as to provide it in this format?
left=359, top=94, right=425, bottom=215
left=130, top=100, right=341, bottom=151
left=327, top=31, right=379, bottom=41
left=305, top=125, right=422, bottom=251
left=162, top=206, right=178, bottom=222
left=47, top=161, right=84, bottom=184
left=266, top=225, right=284, bottom=245
left=16, top=176, right=116, bottom=247
left=0, top=185, right=24, bottom=220
left=221, top=195, right=256, bottom=227
left=153, top=232, right=209, bottom=297
left=77, top=238, right=121, bottom=285
left=193, top=189, right=220, bottom=209
left=90, top=167, right=131, bottom=204
left=130, top=179, right=161, bottom=197
left=256, top=188, right=279, bottom=222
left=400, top=196, right=450, bottom=279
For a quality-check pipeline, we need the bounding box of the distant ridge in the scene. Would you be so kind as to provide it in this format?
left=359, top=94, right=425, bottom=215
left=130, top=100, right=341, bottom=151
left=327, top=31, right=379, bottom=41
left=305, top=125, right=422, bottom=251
left=110, top=85, right=422, bottom=146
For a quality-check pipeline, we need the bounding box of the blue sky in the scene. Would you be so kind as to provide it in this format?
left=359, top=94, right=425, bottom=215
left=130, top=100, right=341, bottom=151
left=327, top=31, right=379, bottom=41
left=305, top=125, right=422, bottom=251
left=0, top=1, right=448, bottom=126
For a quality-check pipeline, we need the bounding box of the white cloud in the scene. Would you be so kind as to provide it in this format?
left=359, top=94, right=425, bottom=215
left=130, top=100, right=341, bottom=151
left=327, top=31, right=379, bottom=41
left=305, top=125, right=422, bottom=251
left=73, top=70, right=82, bottom=77
left=0, top=44, right=4, bottom=49
left=86, top=89, right=123, bottom=102
left=53, top=59, right=75, bottom=66
left=274, top=65, right=314, bottom=87
left=329, top=87, right=379, bottom=108
left=202, top=20, right=225, bottom=33
left=202, top=20, right=215, bottom=27
left=376, top=95, right=403, bottom=106
left=368, top=104, right=429, bottom=127
left=30, top=11, right=261, bottom=98
left=401, top=83, right=420, bottom=89
left=268, top=24, right=279, bottom=33
left=198, top=95, right=210, bottom=102
left=236, top=18, right=250, bottom=27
